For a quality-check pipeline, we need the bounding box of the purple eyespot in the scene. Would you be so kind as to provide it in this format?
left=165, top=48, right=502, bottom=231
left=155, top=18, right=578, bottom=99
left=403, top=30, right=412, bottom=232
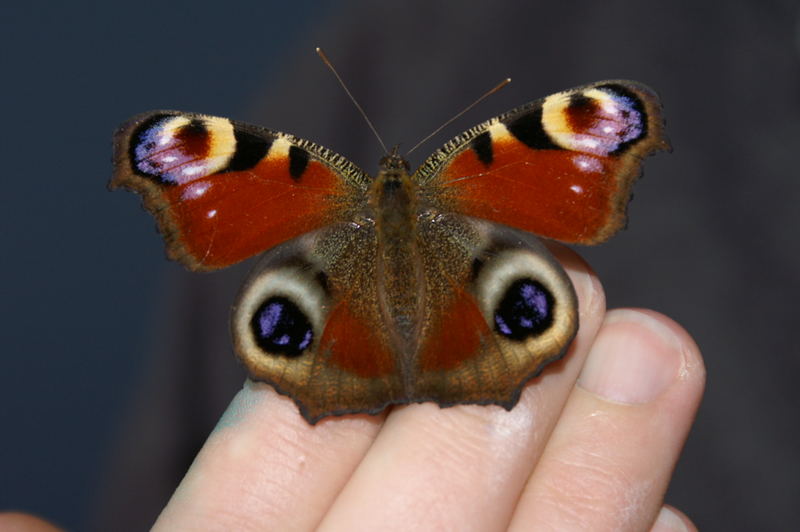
left=562, top=85, right=646, bottom=155
left=130, top=114, right=214, bottom=184
left=250, top=296, right=313, bottom=357
left=494, top=279, right=554, bottom=341
left=595, top=84, right=647, bottom=154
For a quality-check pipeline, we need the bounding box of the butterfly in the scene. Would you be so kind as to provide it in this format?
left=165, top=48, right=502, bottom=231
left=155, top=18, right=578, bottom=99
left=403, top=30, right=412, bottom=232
left=111, top=80, right=668, bottom=424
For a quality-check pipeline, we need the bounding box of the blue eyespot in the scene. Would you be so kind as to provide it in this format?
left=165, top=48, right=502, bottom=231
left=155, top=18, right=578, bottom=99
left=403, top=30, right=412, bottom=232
left=494, top=279, right=554, bottom=341
left=250, top=297, right=313, bottom=357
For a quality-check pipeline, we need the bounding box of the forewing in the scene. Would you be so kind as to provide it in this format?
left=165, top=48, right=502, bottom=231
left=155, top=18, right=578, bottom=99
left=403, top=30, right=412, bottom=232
left=416, top=81, right=669, bottom=244
left=111, top=111, right=369, bottom=270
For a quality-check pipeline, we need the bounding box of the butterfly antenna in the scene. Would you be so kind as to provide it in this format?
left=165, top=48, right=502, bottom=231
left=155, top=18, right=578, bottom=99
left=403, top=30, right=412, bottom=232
left=316, top=47, right=389, bottom=155
left=406, top=78, right=511, bottom=156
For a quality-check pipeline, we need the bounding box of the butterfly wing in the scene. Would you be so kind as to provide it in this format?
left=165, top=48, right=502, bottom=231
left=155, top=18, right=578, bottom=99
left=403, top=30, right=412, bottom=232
left=111, top=112, right=369, bottom=270
left=411, top=215, right=578, bottom=408
left=231, top=222, right=407, bottom=423
left=415, top=81, right=669, bottom=244
left=231, top=212, right=577, bottom=423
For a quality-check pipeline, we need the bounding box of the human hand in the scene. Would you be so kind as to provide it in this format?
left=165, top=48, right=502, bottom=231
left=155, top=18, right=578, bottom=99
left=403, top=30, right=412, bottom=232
left=154, top=245, right=705, bottom=531
left=1, top=245, right=704, bottom=531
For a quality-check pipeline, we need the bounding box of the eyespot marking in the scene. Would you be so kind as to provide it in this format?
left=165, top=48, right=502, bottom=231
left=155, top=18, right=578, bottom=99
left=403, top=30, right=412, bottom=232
left=541, top=85, right=648, bottom=156
left=493, top=278, right=555, bottom=341
left=250, top=296, right=314, bottom=357
left=129, top=114, right=235, bottom=184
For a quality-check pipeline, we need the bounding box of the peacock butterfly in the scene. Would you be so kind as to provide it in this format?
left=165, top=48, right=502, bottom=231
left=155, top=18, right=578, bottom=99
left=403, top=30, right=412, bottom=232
left=111, top=80, right=668, bottom=423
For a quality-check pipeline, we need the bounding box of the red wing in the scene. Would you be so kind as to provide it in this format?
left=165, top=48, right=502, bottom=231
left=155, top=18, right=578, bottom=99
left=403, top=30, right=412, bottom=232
left=411, top=219, right=579, bottom=409
left=418, top=279, right=490, bottom=372
left=416, top=81, right=669, bottom=244
left=230, top=227, right=406, bottom=424
left=111, top=112, right=369, bottom=270
left=319, top=297, right=397, bottom=379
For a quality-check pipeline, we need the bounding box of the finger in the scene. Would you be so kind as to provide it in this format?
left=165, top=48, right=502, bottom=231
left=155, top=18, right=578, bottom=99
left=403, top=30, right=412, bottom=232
left=154, top=382, right=384, bottom=531
left=0, top=512, right=63, bottom=531
left=650, top=505, right=698, bottom=532
left=508, top=309, right=705, bottom=531
left=317, top=245, right=607, bottom=531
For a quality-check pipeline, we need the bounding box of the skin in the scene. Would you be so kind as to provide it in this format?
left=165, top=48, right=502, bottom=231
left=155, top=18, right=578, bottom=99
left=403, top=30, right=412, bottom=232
left=1, top=245, right=704, bottom=531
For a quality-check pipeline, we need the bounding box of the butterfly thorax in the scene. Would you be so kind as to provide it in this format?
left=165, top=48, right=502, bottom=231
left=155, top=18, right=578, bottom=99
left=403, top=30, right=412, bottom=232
left=368, top=158, right=426, bottom=362
left=369, top=158, right=416, bottom=238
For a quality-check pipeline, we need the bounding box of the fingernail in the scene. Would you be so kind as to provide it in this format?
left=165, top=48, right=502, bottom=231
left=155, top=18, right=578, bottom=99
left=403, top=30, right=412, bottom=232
left=651, top=506, right=690, bottom=532
left=578, top=310, right=681, bottom=404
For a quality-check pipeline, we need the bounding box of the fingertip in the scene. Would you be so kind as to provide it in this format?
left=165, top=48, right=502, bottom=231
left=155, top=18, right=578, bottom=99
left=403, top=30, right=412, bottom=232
left=651, top=505, right=698, bottom=532
left=545, top=242, right=606, bottom=321
left=543, top=240, right=594, bottom=278
left=0, top=512, right=63, bottom=531
left=578, top=308, right=704, bottom=405
left=610, top=308, right=706, bottom=388
left=512, top=309, right=704, bottom=531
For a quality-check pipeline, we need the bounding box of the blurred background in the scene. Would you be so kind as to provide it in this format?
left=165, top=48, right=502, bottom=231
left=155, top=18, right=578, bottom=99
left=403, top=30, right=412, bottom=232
left=1, top=1, right=798, bottom=530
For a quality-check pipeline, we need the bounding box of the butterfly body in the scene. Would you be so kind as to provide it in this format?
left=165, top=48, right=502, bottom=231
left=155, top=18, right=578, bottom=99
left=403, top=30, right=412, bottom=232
left=112, top=81, right=668, bottom=423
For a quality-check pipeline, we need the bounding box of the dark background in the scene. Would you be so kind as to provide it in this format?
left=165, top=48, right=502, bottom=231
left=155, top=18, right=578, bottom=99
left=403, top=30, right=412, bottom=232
left=2, top=1, right=798, bottom=530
